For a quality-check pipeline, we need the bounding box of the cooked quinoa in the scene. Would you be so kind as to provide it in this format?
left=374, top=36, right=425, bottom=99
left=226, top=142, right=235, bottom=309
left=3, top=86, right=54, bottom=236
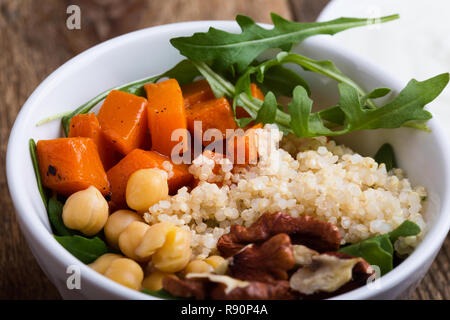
left=144, top=125, right=427, bottom=259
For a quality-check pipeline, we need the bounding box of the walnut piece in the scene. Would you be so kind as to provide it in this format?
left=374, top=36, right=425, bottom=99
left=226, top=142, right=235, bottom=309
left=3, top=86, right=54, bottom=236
left=218, top=212, right=341, bottom=257
left=228, top=233, right=295, bottom=282
left=163, top=212, right=374, bottom=300
left=186, top=273, right=250, bottom=294
left=289, top=254, right=361, bottom=295
left=162, top=276, right=206, bottom=300
left=210, top=280, right=297, bottom=300
left=163, top=275, right=297, bottom=300
left=292, top=244, right=319, bottom=266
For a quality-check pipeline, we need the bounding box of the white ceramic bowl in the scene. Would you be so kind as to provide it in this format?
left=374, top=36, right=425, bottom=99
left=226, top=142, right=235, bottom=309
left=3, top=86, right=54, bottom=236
left=6, top=21, right=450, bottom=300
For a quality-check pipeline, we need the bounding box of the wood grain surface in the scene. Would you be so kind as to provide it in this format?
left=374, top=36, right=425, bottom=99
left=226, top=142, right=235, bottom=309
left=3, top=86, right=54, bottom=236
left=0, top=0, right=448, bottom=300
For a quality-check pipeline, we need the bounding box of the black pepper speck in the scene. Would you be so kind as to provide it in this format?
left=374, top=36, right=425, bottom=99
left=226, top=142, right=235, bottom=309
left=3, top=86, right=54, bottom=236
left=48, top=165, right=57, bottom=176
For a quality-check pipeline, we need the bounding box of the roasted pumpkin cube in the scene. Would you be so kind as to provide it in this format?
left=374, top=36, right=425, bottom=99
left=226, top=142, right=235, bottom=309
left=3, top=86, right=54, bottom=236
left=98, top=90, right=148, bottom=155
left=145, top=79, right=189, bottom=157
left=36, top=137, right=110, bottom=196
left=69, top=113, right=121, bottom=170
left=186, top=97, right=237, bottom=146
left=182, top=79, right=215, bottom=108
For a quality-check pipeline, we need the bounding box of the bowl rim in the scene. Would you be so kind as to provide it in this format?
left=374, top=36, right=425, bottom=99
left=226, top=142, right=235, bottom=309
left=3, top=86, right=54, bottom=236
left=6, top=19, right=450, bottom=300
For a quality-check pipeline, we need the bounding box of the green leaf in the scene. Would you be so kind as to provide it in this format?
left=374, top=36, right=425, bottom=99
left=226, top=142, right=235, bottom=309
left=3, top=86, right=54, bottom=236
left=337, top=73, right=449, bottom=132
left=54, top=235, right=108, bottom=264
left=29, top=139, right=48, bottom=210
left=281, top=53, right=373, bottom=106
left=374, top=143, right=397, bottom=171
left=255, top=91, right=277, bottom=124
left=193, top=60, right=449, bottom=138
left=258, top=65, right=310, bottom=97
left=318, top=106, right=345, bottom=126
left=191, top=60, right=235, bottom=99
left=388, top=220, right=421, bottom=243
left=194, top=61, right=293, bottom=130
left=60, top=60, right=200, bottom=136
left=170, top=13, right=399, bottom=73
left=288, top=86, right=332, bottom=137
left=363, top=87, right=391, bottom=100
left=234, top=52, right=369, bottom=106
left=141, top=288, right=185, bottom=300
left=340, top=238, right=393, bottom=275
left=48, top=197, right=75, bottom=236
left=339, top=220, right=420, bottom=275
left=157, top=59, right=201, bottom=87
left=320, top=75, right=446, bottom=132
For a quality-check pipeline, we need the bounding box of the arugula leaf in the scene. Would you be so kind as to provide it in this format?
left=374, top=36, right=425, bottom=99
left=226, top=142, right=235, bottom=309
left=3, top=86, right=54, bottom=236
left=339, top=221, right=421, bottom=275
left=191, top=60, right=235, bottom=99
left=234, top=52, right=370, bottom=106
left=289, top=74, right=448, bottom=136
left=157, top=59, right=200, bottom=87
left=60, top=60, right=199, bottom=135
left=29, top=139, right=48, bottom=210
left=374, top=143, right=397, bottom=171
left=54, top=235, right=109, bottom=264
left=141, top=288, right=185, bottom=300
left=258, top=65, right=310, bottom=97
left=48, top=197, right=75, bottom=236
left=288, top=86, right=332, bottom=137
left=193, top=60, right=449, bottom=137
left=171, top=13, right=399, bottom=73
left=363, top=87, right=391, bottom=101
left=337, top=73, right=448, bottom=131
left=281, top=53, right=374, bottom=106
left=255, top=91, right=277, bottom=124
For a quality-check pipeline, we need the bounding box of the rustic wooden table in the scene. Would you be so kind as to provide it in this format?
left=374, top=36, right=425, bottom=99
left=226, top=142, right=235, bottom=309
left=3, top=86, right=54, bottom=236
left=0, top=0, right=448, bottom=300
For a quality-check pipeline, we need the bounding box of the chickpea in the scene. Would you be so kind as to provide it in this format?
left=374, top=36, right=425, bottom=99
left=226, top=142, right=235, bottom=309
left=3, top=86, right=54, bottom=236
left=142, top=271, right=176, bottom=291
left=152, top=227, right=192, bottom=273
left=62, top=186, right=108, bottom=236
left=118, top=221, right=150, bottom=261
left=126, top=168, right=169, bottom=212
left=135, top=221, right=175, bottom=258
left=135, top=222, right=191, bottom=272
left=104, top=258, right=144, bottom=291
left=184, top=260, right=213, bottom=275
left=104, top=210, right=144, bottom=249
left=89, top=253, right=123, bottom=274
left=204, top=255, right=226, bottom=270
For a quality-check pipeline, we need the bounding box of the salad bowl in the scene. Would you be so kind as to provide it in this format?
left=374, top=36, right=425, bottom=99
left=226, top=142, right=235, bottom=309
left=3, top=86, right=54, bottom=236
left=6, top=20, right=450, bottom=300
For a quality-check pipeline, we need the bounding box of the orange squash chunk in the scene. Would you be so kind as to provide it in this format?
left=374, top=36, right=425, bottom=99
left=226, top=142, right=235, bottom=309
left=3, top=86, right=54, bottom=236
left=145, top=79, right=188, bottom=157
left=69, top=113, right=121, bottom=171
left=106, top=149, right=193, bottom=209
left=97, top=90, right=148, bottom=155
left=227, top=123, right=263, bottom=166
left=182, top=79, right=215, bottom=108
left=186, top=97, right=237, bottom=146
left=236, top=83, right=265, bottom=119
left=37, top=137, right=110, bottom=196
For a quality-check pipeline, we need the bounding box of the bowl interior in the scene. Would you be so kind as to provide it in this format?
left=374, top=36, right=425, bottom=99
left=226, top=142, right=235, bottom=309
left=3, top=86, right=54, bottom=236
left=7, top=21, right=450, bottom=299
